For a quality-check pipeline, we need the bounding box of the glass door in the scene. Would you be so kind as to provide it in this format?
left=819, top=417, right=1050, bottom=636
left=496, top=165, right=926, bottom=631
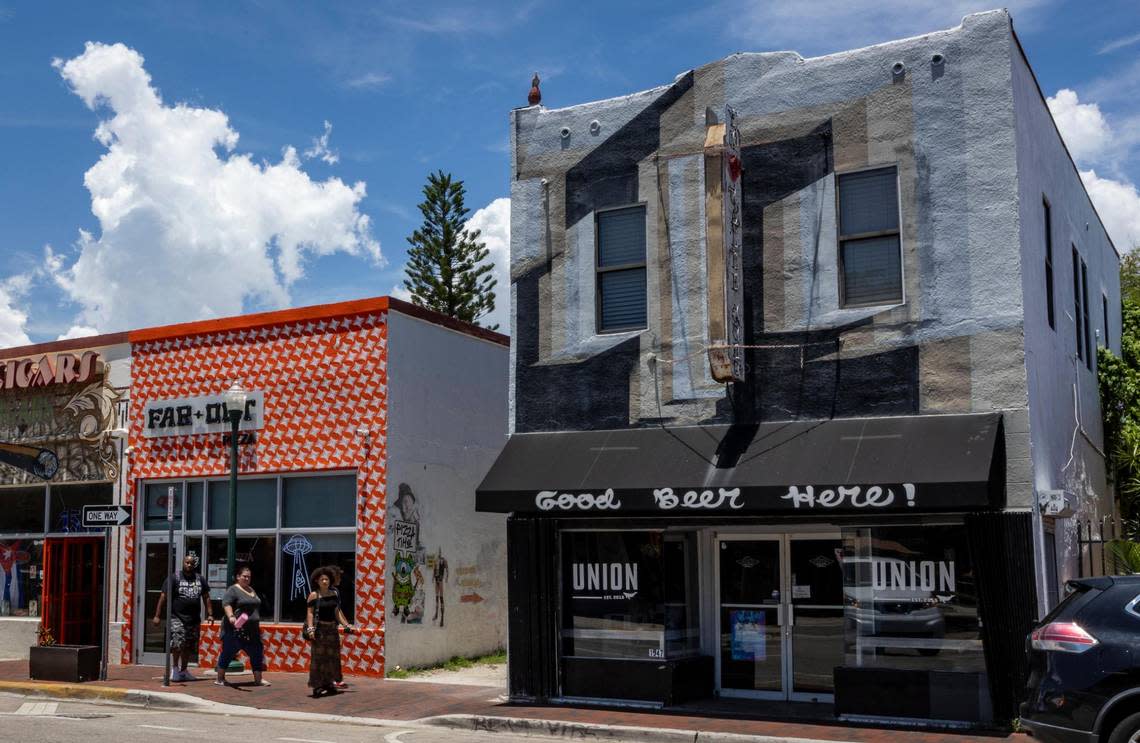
left=716, top=533, right=845, bottom=702
left=786, top=534, right=845, bottom=702
left=717, top=536, right=784, bottom=698
left=138, top=535, right=181, bottom=665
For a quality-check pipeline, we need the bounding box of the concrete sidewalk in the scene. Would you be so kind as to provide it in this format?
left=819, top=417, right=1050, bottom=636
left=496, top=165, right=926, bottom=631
left=0, top=660, right=1022, bottom=743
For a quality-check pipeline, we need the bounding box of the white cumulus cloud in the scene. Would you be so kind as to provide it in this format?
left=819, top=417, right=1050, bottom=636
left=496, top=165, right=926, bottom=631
left=303, top=120, right=339, bottom=165
left=1080, top=170, right=1140, bottom=252
left=1047, top=89, right=1112, bottom=163
left=464, top=197, right=510, bottom=332
left=49, top=42, right=382, bottom=334
left=0, top=277, right=32, bottom=348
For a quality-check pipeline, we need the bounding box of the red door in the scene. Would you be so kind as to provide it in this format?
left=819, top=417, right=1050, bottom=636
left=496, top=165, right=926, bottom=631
left=42, top=537, right=104, bottom=647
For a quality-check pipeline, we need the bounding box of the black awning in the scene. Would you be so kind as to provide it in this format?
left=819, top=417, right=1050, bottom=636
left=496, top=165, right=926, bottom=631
left=476, top=413, right=1003, bottom=516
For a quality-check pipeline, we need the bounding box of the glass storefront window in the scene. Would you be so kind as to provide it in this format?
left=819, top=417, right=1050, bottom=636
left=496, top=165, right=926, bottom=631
left=841, top=524, right=984, bottom=673
left=663, top=532, right=700, bottom=657
left=49, top=483, right=112, bottom=534
left=0, top=487, right=45, bottom=533
left=142, top=472, right=357, bottom=625
left=187, top=482, right=204, bottom=531
left=206, top=535, right=277, bottom=620
left=278, top=532, right=356, bottom=622
left=207, top=479, right=277, bottom=529
left=0, top=539, right=42, bottom=617
left=561, top=531, right=666, bottom=660
left=143, top=483, right=183, bottom=530
left=282, top=475, right=355, bottom=528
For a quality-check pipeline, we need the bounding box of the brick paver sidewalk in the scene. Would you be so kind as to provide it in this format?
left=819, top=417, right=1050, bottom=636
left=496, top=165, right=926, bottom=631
left=0, top=660, right=1021, bottom=743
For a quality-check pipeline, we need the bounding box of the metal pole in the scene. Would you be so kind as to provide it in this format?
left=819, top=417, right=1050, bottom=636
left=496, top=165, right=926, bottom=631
left=227, top=412, right=239, bottom=586
left=100, top=526, right=110, bottom=681
left=163, top=485, right=174, bottom=686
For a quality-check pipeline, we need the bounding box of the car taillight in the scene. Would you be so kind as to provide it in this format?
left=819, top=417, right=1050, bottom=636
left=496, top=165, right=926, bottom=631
left=1030, top=622, right=1098, bottom=653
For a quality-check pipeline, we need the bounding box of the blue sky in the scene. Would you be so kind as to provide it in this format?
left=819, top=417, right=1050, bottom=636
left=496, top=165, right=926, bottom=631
left=1, top=0, right=1139, bottom=344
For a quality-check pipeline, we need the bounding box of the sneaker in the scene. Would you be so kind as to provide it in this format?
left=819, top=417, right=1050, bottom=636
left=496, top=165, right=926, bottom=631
left=174, top=669, right=192, bottom=681
left=213, top=679, right=227, bottom=686
left=333, top=681, right=348, bottom=689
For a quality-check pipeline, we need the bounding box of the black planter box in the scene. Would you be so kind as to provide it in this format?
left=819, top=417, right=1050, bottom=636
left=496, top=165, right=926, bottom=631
left=29, top=645, right=101, bottom=683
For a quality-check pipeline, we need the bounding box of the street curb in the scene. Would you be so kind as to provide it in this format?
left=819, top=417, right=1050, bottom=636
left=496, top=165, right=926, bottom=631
left=420, top=714, right=850, bottom=743
left=0, top=680, right=209, bottom=709
left=0, top=680, right=414, bottom=729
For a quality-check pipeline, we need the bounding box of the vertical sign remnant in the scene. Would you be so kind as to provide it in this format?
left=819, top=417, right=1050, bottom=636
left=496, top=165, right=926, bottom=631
left=722, top=106, right=745, bottom=382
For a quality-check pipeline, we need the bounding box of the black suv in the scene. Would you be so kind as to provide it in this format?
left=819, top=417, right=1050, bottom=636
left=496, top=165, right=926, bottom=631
left=1021, top=576, right=1140, bottom=743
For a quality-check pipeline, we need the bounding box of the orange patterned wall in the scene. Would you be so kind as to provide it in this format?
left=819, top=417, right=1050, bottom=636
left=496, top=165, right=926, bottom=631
left=121, top=312, right=389, bottom=675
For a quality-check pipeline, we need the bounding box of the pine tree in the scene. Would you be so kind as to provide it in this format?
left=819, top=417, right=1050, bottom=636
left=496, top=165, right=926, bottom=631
left=402, top=171, right=497, bottom=329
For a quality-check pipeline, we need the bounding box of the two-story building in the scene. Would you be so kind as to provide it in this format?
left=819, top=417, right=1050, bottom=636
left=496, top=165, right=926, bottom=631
left=477, top=10, right=1120, bottom=726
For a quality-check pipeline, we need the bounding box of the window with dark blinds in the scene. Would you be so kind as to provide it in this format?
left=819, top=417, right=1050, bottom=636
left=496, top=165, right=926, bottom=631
left=596, top=205, right=647, bottom=332
left=1073, top=247, right=1084, bottom=363
left=838, top=167, right=902, bottom=307
left=1044, top=198, right=1055, bottom=330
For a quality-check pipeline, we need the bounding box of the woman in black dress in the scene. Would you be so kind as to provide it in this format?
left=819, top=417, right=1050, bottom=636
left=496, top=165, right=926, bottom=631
left=305, top=566, right=355, bottom=697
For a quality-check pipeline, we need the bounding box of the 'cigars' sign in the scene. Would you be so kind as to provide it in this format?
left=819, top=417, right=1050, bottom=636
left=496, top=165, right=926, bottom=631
left=0, top=351, right=100, bottom=391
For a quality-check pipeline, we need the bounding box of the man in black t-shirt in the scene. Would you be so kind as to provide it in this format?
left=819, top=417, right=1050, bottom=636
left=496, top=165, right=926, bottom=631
left=153, top=554, right=213, bottom=681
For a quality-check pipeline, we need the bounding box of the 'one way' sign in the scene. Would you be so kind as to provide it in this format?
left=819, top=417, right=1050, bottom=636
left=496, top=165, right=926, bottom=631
left=81, top=505, right=133, bottom=528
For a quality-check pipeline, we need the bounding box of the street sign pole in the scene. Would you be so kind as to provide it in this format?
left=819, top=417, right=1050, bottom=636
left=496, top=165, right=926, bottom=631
left=100, top=524, right=110, bottom=680
left=163, top=485, right=175, bottom=687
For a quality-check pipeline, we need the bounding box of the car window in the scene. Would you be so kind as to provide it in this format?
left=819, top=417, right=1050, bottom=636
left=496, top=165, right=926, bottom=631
left=1038, top=583, right=1093, bottom=625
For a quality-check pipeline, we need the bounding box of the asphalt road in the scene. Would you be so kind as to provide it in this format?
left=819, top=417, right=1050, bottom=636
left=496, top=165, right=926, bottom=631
left=0, top=694, right=521, bottom=743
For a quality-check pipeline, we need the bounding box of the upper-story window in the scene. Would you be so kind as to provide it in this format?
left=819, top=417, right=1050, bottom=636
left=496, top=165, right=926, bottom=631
left=1043, top=198, right=1056, bottom=330
left=838, top=166, right=903, bottom=307
left=1073, top=246, right=1091, bottom=369
left=596, top=205, right=647, bottom=333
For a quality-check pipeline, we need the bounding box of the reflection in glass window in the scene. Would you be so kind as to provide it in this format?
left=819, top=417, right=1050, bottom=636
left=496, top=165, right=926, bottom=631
left=278, top=532, right=356, bottom=623
left=561, top=531, right=665, bottom=660
left=187, top=482, right=204, bottom=531
left=207, top=479, right=277, bottom=529
left=663, top=532, right=700, bottom=657
left=0, top=487, right=45, bottom=533
left=143, top=483, right=183, bottom=530
left=206, top=535, right=277, bottom=621
left=49, top=483, right=112, bottom=534
left=841, top=524, right=983, bottom=672
left=0, top=539, right=42, bottom=617
left=282, top=475, right=355, bottom=528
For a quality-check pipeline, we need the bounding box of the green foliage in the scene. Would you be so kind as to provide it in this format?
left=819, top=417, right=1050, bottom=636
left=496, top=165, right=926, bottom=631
left=1100, top=298, right=1140, bottom=539
left=403, top=170, right=497, bottom=329
left=1121, top=252, right=1140, bottom=307
left=385, top=648, right=506, bottom=679
left=1107, top=539, right=1140, bottom=574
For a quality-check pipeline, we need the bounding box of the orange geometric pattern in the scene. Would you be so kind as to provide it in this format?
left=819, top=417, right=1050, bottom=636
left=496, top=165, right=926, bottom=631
left=121, top=312, right=389, bottom=676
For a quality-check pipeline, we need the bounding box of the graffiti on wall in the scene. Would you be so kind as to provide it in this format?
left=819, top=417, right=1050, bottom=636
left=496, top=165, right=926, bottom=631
left=391, top=482, right=450, bottom=627
left=0, top=368, right=124, bottom=485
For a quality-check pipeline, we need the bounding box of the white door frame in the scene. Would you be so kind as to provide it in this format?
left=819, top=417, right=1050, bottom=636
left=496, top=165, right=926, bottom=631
left=714, top=532, right=842, bottom=702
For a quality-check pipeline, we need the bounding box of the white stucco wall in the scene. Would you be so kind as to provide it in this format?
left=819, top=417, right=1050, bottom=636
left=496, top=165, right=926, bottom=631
left=383, top=311, right=509, bottom=670
left=1011, top=35, right=1120, bottom=614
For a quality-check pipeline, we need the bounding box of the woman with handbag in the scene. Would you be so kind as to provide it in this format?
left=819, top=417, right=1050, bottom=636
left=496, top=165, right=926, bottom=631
left=305, top=566, right=355, bottom=697
left=215, top=565, right=270, bottom=687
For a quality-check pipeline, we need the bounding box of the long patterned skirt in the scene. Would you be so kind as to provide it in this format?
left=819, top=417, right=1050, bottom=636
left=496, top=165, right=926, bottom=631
left=308, top=621, right=341, bottom=689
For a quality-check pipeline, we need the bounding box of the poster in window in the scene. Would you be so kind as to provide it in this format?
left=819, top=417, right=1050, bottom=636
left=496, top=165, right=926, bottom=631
left=730, top=609, right=765, bottom=661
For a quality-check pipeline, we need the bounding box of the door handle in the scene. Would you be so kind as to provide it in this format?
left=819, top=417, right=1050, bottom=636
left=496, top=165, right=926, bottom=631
left=788, top=605, right=795, bottom=627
